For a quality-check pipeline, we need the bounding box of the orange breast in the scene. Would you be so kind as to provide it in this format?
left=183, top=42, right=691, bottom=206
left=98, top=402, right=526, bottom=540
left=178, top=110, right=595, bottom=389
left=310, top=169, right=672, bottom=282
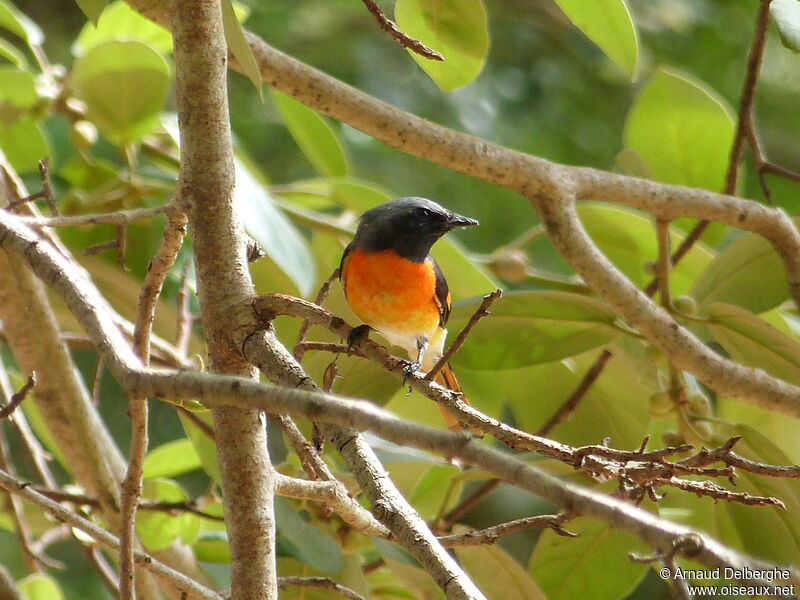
left=342, top=248, right=441, bottom=336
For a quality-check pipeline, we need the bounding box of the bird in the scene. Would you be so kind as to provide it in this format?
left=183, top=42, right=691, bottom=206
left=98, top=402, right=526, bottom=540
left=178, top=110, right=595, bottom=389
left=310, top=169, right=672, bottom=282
left=339, top=197, right=482, bottom=434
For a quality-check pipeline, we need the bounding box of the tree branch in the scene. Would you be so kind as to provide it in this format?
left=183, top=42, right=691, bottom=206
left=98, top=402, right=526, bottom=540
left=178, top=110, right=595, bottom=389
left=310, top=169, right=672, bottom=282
left=171, top=1, right=277, bottom=597
left=0, top=468, right=222, bottom=600
left=1, top=212, right=795, bottom=589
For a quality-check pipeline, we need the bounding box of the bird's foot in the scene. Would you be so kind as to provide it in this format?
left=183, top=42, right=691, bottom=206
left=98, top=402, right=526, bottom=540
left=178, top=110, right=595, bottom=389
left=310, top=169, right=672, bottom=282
left=346, top=324, right=371, bottom=355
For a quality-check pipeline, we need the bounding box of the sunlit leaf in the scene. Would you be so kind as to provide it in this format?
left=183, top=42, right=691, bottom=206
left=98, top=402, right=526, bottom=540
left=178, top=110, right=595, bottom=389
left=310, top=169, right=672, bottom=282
left=552, top=0, right=638, bottom=78
left=623, top=67, right=735, bottom=192
left=142, top=438, right=202, bottom=479
left=16, top=573, right=64, bottom=600
left=707, top=302, right=800, bottom=385
left=456, top=539, right=546, bottom=600
left=136, top=478, right=202, bottom=550
left=0, top=1, right=44, bottom=46
left=691, top=233, right=789, bottom=313
left=432, top=236, right=497, bottom=300
left=234, top=156, right=316, bottom=296
left=395, top=0, right=489, bottom=91
left=529, top=517, right=648, bottom=600
left=271, top=90, right=348, bottom=177
left=74, top=0, right=109, bottom=25
left=503, top=348, right=652, bottom=448
left=0, top=39, right=26, bottom=67
left=179, top=410, right=221, bottom=482
left=221, top=0, right=262, bottom=95
left=0, top=67, right=38, bottom=107
left=0, top=117, right=50, bottom=174
left=74, top=0, right=172, bottom=55
left=772, top=0, right=800, bottom=53
left=193, top=502, right=230, bottom=563
left=449, top=291, right=620, bottom=369
left=578, top=203, right=713, bottom=293
left=72, top=39, right=170, bottom=144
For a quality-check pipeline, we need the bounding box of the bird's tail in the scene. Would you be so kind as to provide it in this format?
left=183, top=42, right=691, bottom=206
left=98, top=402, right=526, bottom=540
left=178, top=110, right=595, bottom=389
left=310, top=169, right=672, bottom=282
left=434, top=362, right=484, bottom=437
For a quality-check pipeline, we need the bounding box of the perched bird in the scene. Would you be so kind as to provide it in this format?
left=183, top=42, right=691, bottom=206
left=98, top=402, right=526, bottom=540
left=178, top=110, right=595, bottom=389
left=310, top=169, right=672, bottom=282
left=339, top=197, right=481, bottom=433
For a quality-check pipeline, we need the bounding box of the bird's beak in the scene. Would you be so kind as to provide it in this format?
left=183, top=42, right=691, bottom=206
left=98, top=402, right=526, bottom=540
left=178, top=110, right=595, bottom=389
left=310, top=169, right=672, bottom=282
left=447, top=213, right=479, bottom=229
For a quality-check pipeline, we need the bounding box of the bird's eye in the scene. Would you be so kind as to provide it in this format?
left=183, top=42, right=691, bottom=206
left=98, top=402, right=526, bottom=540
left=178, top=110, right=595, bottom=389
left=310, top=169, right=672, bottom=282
left=416, top=207, right=434, bottom=219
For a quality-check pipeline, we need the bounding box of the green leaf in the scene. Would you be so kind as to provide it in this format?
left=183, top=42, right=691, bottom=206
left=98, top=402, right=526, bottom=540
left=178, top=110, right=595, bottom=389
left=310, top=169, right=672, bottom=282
left=503, top=348, right=652, bottom=448
left=136, top=478, right=202, bottom=551
left=707, top=302, right=800, bottom=385
left=409, top=464, right=462, bottom=520
left=0, top=1, right=43, bottom=46
left=456, top=541, right=546, bottom=600
left=74, top=0, right=109, bottom=25
left=691, top=233, right=789, bottom=313
left=529, top=517, right=648, bottom=600
left=143, top=438, right=202, bottom=479
left=395, top=0, right=490, bottom=91
left=552, top=0, right=638, bottom=78
left=772, top=0, right=800, bottom=53
left=432, top=237, right=498, bottom=300
left=271, top=90, right=348, bottom=177
left=578, top=203, right=713, bottom=293
left=449, top=291, right=620, bottom=370
left=0, top=38, right=27, bottom=67
left=16, top=573, right=64, bottom=600
left=234, top=157, right=316, bottom=296
left=623, top=67, right=735, bottom=192
left=221, top=0, right=262, bottom=95
left=178, top=410, right=221, bottom=482
left=72, top=39, right=170, bottom=144
left=275, top=497, right=344, bottom=573
left=0, top=117, right=50, bottom=174
left=719, top=425, right=800, bottom=563
left=193, top=502, right=230, bottom=563
left=0, top=68, right=37, bottom=107
left=74, top=0, right=172, bottom=55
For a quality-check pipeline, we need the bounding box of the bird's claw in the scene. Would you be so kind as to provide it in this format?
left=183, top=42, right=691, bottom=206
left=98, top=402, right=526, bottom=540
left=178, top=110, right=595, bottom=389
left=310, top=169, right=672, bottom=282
left=346, top=324, right=371, bottom=356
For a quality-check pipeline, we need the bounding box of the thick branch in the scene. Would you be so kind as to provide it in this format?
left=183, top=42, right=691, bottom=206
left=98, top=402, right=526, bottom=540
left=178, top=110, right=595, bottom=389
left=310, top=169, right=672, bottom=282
left=123, top=0, right=800, bottom=417
left=532, top=193, right=800, bottom=418
left=0, top=468, right=222, bottom=600
left=1, top=212, right=795, bottom=588
left=172, top=1, right=276, bottom=597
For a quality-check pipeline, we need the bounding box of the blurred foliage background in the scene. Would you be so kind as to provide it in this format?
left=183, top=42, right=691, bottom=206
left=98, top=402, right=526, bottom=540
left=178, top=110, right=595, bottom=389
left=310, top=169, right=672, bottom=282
left=1, top=0, right=800, bottom=598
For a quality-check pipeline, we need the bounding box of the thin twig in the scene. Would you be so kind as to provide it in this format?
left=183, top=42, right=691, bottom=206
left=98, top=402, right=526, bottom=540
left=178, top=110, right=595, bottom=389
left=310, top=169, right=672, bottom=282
left=0, top=359, right=55, bottom=487
left=92, top=357, right=104, bottom=406
left=177, top=406, right=216, bottom=441
left=536, top=350, right=612, bottom=437
left=0, top=373, right=36, bottom=421
left=0, top=418, right=45, bottom=573
left=295, top=341, right=352, bottom=355
left=277, top=415, right=332, bottom=480
left=175, top=262, right=195, bottom=358
left=278, top=576, right=368, bottom=600
left=441, top=479, right=501, bottom=529
left=425, top=289, right=502, bottom=381
left=438, top=513, right=577, bottom=547
left=0, top=468, right=222, bottom=600
left=38, top=159, right=59, bottom=216
left=133, top=210, right=188, bottom=362
left=557, top=0, right=777, bottom=426
left=294, top=268, right=339, bottom=361
left=7, top=159, right=60, bottom=216
left=655, top=218, right=672, bottom=308
left=360, top=0, right=444, bottom=61
left=120, top=209, right=188, bottom=600
left=16, top=203, right=182, bottom=228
